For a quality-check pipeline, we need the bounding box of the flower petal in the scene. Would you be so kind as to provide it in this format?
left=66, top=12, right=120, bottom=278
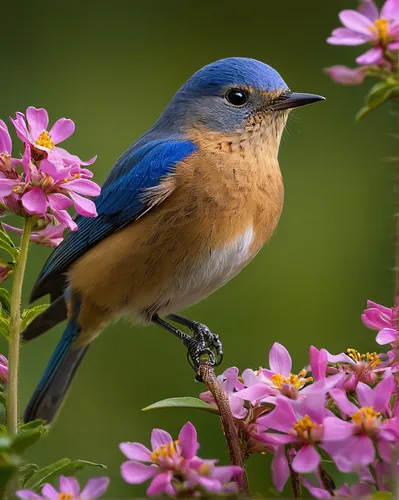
left=47, top=193, right=73, bottom=210
left=327, top=27, right=368, bottom=45
left=59, top=476, right=80, bottom=497
left=292, top=445, right=320, bottom=473
left=0, top=122, right=12, bottom=155
left=347, top=435, right=375, bottom=466
left=381, top=0, right=399, bottom=20
left=41, top=484, right=60, bottom=500
left=69, top=192, right=97, bottom=217
left=178, top=421, right=199, bottom=459
left=10, top=113, right=30, bottom=144
left=151, top=428, right=173, bottom=450
left=376, top=328, right=397, bottom=345
left=339, top=9, right=374, bottom=35
left=61, top=179, right=101, bottom=197
left=271, top=446, right=289, bottom=492
left=26, top=107, right=49, bottom=140
left=258, top=398, right=297, bottom=432
left=52, top=209, right=78, bottom=231
left=359, top=0, right=380, bottom=21
left=356, top=46, right=384, bottom=65
left=120, top=461, right=156, bottom=484
left=269, top=342, right=292, bottom=376
left=322, top=416, right=354, bottom=441
left=119, top=442, right=152, bottom=461
left=0, top=179, right=18, bottom=197
left=329, top=388, right=358, bottom=416
left=21, top=188, right=48, bottom=215
left=49, top=118, right=75, bottom=144
left=80, top=477, right=110, bottom=500
left=146, top=471, right=174, bottom=496
left=16, top=490, right=43, bottom=500
left=374, top=374, right=395, bottom=411
left=324, top=66, right=365, bottom=85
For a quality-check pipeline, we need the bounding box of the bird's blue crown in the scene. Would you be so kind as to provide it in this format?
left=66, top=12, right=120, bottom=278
left=181, top=57, right=288, bottom=95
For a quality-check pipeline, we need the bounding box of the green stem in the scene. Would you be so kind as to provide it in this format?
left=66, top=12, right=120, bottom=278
left=7, top=217, right=32, bottom=436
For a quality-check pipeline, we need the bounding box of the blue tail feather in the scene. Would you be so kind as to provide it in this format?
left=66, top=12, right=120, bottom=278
left=23, top=296, right=88, bottom=424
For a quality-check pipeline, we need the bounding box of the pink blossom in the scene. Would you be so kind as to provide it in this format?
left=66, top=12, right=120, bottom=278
left=10, top=107, right=95, bottom=167
left=362, top=299, right=398, bottom=344
left=327, top=0, right=399, bottom=65
left=301, top=477, right=373, bottom=498
left=0, top=262, right=12, bottom=283
left=120, top=422, right=241, bottom=496
left=323, top=375, right=398, bottom=471
left=3, top=222, right=67, bottom=247
left=323, top=65, right=366, bottom=84
left=17, top=475, right=109, bottom=500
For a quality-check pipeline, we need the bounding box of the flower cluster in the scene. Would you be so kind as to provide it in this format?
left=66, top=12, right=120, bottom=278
left=0, top=107, right=100, bottom=251
left=326, top=0, right=399, bottom=84
left=198, top=298, right=399, bottom=497
left=120, top=421, right=241, bottom=496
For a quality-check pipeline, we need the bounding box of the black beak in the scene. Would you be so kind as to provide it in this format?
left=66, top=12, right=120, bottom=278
left=271, top=92, right=325, bottom=111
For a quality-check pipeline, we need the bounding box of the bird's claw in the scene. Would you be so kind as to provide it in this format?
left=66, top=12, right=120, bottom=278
left=184, top=322, right=223, bottom=372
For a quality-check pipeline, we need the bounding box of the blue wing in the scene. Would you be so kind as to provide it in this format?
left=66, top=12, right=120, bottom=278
left=30, top=138, right=197, bottom=301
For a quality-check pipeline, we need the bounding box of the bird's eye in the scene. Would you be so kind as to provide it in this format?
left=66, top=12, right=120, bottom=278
left=225, top=88, right=248, bottom=107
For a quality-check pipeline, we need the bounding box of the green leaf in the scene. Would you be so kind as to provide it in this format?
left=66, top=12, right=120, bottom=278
left=0, top=289, right=11, bottom=315
left=0, top=461, right=18, bottom=493
left=0, top=318, right=10, bottom=341
left=21, top=304, right=49, bottom=331
left=20, top=464, right=39, bottom=486
left=10, top=427, right=48, bottom=454
left=20, top=420, right=46, bottom=431
left=142, top=397, right=219, bottom=414
left=0, top=230, right=18, bottom=261
left=357, top=81, right=399, bottom=119
left=373, top=493, right=392, bottom=499
left=25, top=459, right=106, bottom=491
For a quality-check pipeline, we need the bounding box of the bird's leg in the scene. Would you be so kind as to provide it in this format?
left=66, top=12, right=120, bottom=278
left=167, top=313, right=223, bottom=367
left=152, top=314, right=220, bottom=371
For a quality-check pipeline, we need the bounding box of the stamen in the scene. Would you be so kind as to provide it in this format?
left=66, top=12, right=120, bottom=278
left=150, top=440, right=179, bottom=463
left=35, top=130, right=55, bottom=150
left=352, top=406, right=380, bottom=425
left=293, top=415, right=317, bottom=440
left=368, top=18, right=390, bottom=44
left=59, top=494, right=73, bottom=500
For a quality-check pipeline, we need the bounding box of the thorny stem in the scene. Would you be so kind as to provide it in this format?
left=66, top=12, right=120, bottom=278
left=7, top=217, right=32, bottom=492
left=198, top=364, right=249, bottom=495
left=288, top=454, right=300, bottom=499
left=318, top=465, right=335, bottom=495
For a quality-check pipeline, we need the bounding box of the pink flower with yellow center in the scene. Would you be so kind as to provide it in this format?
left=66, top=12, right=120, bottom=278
left=16, top=475, right=109, bottom=500
left=328, top=0, right=399, bottom=65
left=120, top=422, right=241, bottom=496
left=362, top=299, right=399, bottom=345
left=10, top=107, right=95, bottom=167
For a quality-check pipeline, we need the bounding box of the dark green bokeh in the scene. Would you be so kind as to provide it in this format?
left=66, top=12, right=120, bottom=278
left=1, top=0, right=395, bottom=496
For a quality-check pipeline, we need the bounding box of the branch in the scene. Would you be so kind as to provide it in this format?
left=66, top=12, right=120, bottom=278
left=198, top=364, right=249, bottom=495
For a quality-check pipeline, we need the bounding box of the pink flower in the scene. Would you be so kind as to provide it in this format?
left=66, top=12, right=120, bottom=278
left=16, top=475, right=109, bottom=500
left=10, top=107, right=95, bottom=167
left=4, top=222, right=67, bottom=247
left=323, top=65, right=366, bottom=84
left=236, top=343, right=313, bottom=403
left=301, top=477, right=373, bottom=498
left=327, top=0, right=399, bottom=65
left=120, top=422, right=241, bottom=496
left=362, top=299, right=398, bottom=345
left=323, top=375, right=398, bottom=471
left=0, top=262, right=12, bottom=284
left=0, top=355, right=8, bottom=383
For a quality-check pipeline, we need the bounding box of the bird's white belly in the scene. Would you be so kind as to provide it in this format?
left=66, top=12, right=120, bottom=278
left=160, top=226, right=255, bottom=314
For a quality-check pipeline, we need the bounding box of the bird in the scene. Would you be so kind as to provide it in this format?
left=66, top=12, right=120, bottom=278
left=23, top=57, right=324, bottom=424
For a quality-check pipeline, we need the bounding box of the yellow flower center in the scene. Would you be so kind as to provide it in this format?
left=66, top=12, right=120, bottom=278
left=199, top=463, right=212, bottom=475
left=35, top=130, right=55, bottom=150
left=150, top=440, right=179, bottom=464
left=347, top=348, right=381, bottom=368
left=293, top=415, right=317, bottom=440
left=352, top=407, right=380, bottom=426
left=271, top=371, right=313, bottom=389
left=369, top=18, right=390, bottom=44
left=58, top=494, right=73, bottom=500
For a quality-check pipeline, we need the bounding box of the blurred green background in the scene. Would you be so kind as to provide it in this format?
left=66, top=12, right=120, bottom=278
left=1, top=0, right=396, bottom=496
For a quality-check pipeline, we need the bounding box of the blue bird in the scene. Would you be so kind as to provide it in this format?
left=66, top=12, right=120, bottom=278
left=23, top=57, right=324, bottom=423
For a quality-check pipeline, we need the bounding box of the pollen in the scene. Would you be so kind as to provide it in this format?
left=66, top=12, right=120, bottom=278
left=74, top=173, right=81, bottom=179
left=369, top=18, right=390, bottom=44
left=271, top=372, right=313, bottom=389
left=347, top=348, right=381, bottom=368
left=58, top=494, right=73, bottom=500
left=352, top=406, right=380, bottom=426
left=293, top=415, right=317, bottom=440
left=35, top=130, right=55, bottom=150
left=199, top=463, right=212, bottom=475
left=150, top=440, right=179, bottom=463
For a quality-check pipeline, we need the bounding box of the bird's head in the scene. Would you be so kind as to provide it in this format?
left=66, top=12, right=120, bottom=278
left=159, top=57, right=324, bottom=150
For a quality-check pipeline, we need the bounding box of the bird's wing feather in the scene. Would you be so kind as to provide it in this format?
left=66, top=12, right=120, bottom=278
left=30, top=138, right=197, bottom=301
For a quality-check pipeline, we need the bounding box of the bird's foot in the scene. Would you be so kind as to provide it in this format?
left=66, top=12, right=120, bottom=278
left=183, top=322, right=223, bottom=371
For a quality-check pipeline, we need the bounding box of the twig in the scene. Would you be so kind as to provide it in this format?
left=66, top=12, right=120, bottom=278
left=288, top=454, right=300, bottom=498
left=198, top=364, right=249, bottom=495
left=318, top=465, right=335, bottom=495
